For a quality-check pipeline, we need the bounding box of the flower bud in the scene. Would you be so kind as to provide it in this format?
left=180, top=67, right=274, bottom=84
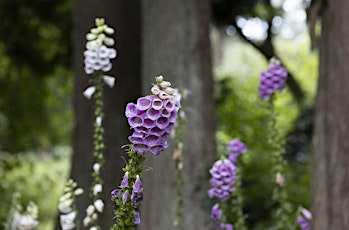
left=104, top=27, right=115, bottom=35
left=156, top=75, right=164, bottom=83
left=86, top=33, right=97, bottom=40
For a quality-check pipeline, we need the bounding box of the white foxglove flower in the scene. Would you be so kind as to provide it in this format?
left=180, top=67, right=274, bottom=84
left=104, top=37, right=115, bottom=46
left=90, top=227, right=98, bottom=230
left=96, top=116, right=102, bottom=127
left=93, top=163, right=100, bottom=173
left=103, top=75, right=115, bottom=88
left=60, top=212, right=76, bottom=230
left=58, top=199, right=73, bottom=213
left=83, top=216, right=91, bottom=227
left=86, top=205, right=95, bottom=216
left=19, top=215, right=38, bottom=230
left=74, top=188, right=84, bottom=196
left=94, top=199, right=104, bottom=212
left=93, top=184, right=102, bottom=195
left=83, top=86, right=96, bottom=99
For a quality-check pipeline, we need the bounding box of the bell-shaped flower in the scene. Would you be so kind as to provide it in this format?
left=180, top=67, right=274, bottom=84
left=120, top=172, right=129, bottom=188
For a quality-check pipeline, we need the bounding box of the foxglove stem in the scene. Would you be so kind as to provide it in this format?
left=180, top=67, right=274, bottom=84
left=230, top=168, right=247, bottom=230
left=173, top=142, right=184, bottom=230
left=113, top=148, right=145, bottom=229
left=267, top=96, right=290, bottom=229
left=88, top=71, right=105, bottom=229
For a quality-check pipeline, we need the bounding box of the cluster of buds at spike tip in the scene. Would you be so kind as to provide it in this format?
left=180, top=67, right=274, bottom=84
left=58, top=179, right=83, bottom=230
left=258, top=58, right=288, bottom=100
left=125, top=75, right=181, bottom=155
left=83, top=18, right=117, bottom=100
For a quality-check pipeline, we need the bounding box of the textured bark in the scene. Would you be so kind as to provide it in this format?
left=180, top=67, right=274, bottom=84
left=141, top=1, right=215, bottom=229
left=312, top=0, right=349, bottom=229
left=71, top=1, right=141, bottom=229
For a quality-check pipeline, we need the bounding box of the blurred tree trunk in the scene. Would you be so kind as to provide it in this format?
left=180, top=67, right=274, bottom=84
left=312, top=1, right=349, bottom=229
left=140, top=1, right=215, bottom=229
left=71, top=1, right=141, bottom=229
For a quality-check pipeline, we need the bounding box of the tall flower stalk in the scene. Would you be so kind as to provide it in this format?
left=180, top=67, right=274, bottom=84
left=208, top=139, right=247, bottom=229
left=259, top=58, right=291, bottom=229
left=112, top=76, right=181, bottom=229
left=82, top=18, right=117, bottom=229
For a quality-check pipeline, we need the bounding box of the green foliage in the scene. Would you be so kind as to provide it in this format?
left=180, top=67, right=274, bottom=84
left=213, top=36, right=316, bottom=228
left=0, top=0, right=73, bottom=152
left=0, top=147, right=70, bottom=229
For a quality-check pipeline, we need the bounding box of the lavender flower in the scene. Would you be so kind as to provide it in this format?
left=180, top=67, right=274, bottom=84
left=258, top=58, right=288, bottom=100
left=208, top=159, right=237, bottom=201
left=219, top=223, right=234, bottom=230
left=211, top=204, right=222, bottom=221
left=297, top=217, right=311, bottom=230
left=126, top=76, right=180, bottom=155
left=226, top=139, right=247, bottom=163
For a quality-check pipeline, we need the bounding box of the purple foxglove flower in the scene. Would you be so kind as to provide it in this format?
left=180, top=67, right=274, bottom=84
left=133, top=175, right=143, bottom=193
left=120, top=172, right=129, bottom=188
left=220, top=223, right=234, bottom=230
left=258, top=58, right=288, bottom=100
left=122, top=190, right=129, bottom=205
left=126, top=77, right=180, bottom=155
left=137, top=96, right=153, bottom=110
left=208, top=159, right=237, bottom=201
left=134, top=211, right=141, bottom=225
left=226, top=139, right=247, bottom=163
left=111, top=189, right=122, bottom=201
left=211, top=204, right=222, bottom=221
left=297, top=216, right=311, bottom=230
left=125, top=103, right=137, bottom=118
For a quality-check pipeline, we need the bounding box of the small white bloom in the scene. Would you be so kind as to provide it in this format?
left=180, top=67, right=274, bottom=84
left=151, top=85, right=161, bottom=95
left=94, top=199, right=104, bottom=213
left=74, top=188, right=84, bottom=196
left=83, top=86, right=96, bottom=99
left=103, top=75, right=116, bottom=88
left=83, top=216, right=91, bottom=227
left=60, top=212, right=76, bottom=224
left=93, top=163, right=100, bottom=173
left=59, top=193, right=72, bottom=202
left=86, top=205, right=95, bottom=216
left=90, top=227, right=98, bottom=230
left=104, top=27, right=115, bottom=35
left=301, top=208, right=312, bottom=220
left=93, top=184, right=102, bottom=196
left=108, top=48, right=117, bottom=59
left=58, top=199, right=73, bottom=213
left=19, top=215, right=38, bottom=230
left=86, top=33, right=97, bottom=41
left=104, top=37, right=115, bottom=46
left=96, top=116, right=102, bottom=127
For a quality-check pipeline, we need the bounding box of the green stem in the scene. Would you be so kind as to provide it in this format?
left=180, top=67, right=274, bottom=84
left=267, top=96, right=290, bottom=229
left=113, top=148, right=145, bottom=230
left=231, top=168, right=247, bottom=230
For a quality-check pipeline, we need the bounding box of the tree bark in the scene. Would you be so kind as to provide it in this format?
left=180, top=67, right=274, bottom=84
left=312, top=0, right=349, bottom=229
left=71, top=1, right=141, bottom=229
left=141, top=1, right=215, bottom=229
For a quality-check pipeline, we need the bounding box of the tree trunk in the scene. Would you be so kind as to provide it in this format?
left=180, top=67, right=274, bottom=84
left=71, top=1, right=141, bottom=229
left=141, top=1, right=215, bottom=229
left=312, top=1, right=349, bottom=229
